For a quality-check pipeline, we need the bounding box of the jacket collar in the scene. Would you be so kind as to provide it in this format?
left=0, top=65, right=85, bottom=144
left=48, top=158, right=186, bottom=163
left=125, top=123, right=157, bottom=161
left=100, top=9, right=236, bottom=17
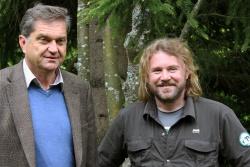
left=61, top=71, right=82, bottom=167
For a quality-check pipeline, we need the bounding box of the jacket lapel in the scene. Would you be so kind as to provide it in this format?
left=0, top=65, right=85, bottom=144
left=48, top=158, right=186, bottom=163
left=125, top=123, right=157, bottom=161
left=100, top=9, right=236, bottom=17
left=6, top=62, right=83, bottom=167
left=63, top=73, right=82, bottom=167
left=6, top=62, right=35, bottom=167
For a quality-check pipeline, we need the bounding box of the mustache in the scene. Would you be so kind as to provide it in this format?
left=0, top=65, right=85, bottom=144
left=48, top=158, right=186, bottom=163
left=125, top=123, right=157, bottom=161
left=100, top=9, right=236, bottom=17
left=157, top=81, right=176, bottom=87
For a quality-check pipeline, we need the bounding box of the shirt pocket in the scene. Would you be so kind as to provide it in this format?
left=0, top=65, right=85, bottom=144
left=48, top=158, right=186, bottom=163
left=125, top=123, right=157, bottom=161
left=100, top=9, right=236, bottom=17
left=184, top=140, right=218, bottom=166
left=127, top=139, right=152, bottom=166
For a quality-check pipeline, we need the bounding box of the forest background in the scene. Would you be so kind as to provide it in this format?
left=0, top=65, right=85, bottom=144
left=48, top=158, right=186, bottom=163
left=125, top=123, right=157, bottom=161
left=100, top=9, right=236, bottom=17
left=1, top=0, right=250, bottom=145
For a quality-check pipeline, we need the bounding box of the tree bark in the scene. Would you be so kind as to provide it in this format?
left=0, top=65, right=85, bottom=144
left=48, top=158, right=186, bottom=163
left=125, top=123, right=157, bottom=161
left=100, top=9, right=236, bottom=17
left=103, top=18, right=125, bottom=121
left=77, top=0, right=109, bottom=143
left=77, top=0, right=90, bottom=81
left=88, top=20, right=109, bottom=143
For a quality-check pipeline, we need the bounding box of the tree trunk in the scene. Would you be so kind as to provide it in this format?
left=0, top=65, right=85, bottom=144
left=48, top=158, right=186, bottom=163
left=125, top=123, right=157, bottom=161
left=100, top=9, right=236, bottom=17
left=77, top=0, right=109, bottom=143
left=103, top=18, right=126, bottom=121
left=89, top=20, right=109, bottom=143
left=77, top=0, right=90, bottom=81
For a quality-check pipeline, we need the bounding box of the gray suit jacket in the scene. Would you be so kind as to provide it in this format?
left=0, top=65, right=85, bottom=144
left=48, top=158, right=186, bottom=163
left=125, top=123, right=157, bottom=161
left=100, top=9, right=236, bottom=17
left=0, top=61, right=96, bottom=167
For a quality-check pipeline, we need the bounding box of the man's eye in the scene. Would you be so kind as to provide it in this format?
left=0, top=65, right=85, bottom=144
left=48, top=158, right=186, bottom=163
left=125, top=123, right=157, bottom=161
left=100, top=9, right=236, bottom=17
left=39, top=37, right=48, bottom=44
left=56, top=38, right=66, bottom=44
left=169, top=68, right=177, bottom=72
left=152, top=69, right=161, bottom=73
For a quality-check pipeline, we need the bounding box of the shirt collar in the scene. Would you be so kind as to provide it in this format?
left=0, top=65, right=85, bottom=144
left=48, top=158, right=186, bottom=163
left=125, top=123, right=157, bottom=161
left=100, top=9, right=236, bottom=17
left=143, top=97, right=158, bottom=120
left=182, top=96, right=196, bottom=119
left=143, top=96, right=196, bottom=120
left=22, top=59, right=64, bottom=89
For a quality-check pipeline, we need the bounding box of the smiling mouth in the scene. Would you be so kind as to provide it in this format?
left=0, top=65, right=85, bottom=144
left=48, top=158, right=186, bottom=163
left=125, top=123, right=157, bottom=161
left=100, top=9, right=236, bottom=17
left=158, top=84, right=175, bottom=87
left=43, top=57, right=60, bottom=63
left=45, top=56, right=58, bottom=59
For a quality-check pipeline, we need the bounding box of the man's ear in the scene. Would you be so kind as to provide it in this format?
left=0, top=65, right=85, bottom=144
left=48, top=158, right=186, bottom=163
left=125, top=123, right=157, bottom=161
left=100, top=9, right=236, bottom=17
left=19, top=35, right=27, bottom=54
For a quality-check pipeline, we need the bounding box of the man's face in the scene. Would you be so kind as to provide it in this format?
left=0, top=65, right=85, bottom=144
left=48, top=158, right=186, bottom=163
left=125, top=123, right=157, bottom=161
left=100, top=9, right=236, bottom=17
left=19, top=19, right=67, bottom=74
left=147, top=50, right=189, bottom=106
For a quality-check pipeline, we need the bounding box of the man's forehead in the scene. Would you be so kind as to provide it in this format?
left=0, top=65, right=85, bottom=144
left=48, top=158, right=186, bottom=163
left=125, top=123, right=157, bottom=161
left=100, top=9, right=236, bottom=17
left=33, top=19, right=67, bottom=30
left=150, top=51, right=184, bottom=64
left=32, top=20, right=67, bottom=37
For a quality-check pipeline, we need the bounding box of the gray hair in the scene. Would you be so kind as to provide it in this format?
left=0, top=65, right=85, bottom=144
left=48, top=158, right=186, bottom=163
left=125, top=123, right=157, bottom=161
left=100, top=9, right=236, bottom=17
left=19, top=3, right=71, bottom=37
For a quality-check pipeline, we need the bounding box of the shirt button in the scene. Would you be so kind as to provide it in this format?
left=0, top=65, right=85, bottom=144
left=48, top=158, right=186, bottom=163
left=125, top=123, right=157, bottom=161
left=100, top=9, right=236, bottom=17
left=161, top=132, right=165, bottom=136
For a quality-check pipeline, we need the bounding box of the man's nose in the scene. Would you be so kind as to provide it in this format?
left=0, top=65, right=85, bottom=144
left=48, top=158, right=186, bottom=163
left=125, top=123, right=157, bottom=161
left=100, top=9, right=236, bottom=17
left=160, top=70, right=171, bottom=80
left=48, top=40, right=58, bottom=54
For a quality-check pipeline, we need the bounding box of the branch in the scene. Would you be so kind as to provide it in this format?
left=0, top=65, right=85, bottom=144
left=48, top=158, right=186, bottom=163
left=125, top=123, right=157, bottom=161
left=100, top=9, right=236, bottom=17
left=179, top=0, right=205, bottom=39
left=197, top=13, right=250, bottom=20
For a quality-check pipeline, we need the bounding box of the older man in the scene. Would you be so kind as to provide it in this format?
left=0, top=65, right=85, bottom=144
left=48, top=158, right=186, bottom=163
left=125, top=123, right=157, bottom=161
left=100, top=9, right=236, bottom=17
left=0, top=4, right=96, bottom=167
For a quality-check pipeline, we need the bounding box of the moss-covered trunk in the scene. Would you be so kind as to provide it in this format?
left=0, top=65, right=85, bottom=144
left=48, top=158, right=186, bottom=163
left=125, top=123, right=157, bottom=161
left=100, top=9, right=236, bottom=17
left=103, top=19, right=126, bottom=121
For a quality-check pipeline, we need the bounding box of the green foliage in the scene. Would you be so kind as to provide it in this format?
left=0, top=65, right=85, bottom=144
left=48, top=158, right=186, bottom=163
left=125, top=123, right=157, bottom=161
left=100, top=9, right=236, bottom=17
left=176, top=0, right=193, bottom=14
left=196, top=47, right=250, bottom=130
left=188, top=15, right=199, bottom=29
left=0, top=0, right=22, bottom=68
left=80, top=0, right=133, bottom=27
left=61, top=46, right=78, bottom=73
left=145, top=0, right=176, bottom=16
left=82, top=0, right=212, bottom=60
left=80, top=0, right=250, bottom=130
left=224, top=0, right=250, bottom=51
left=82, top=0, right=178, bottom=49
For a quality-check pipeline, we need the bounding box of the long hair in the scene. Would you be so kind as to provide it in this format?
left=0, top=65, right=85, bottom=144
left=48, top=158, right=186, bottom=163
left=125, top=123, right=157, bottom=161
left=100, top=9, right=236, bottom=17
left=138, top=38, right=202, bottom=102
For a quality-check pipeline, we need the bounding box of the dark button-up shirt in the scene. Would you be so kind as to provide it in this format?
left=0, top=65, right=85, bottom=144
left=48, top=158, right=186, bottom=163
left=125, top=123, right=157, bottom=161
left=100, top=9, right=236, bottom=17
left=98, top=97, right=250, bottom=167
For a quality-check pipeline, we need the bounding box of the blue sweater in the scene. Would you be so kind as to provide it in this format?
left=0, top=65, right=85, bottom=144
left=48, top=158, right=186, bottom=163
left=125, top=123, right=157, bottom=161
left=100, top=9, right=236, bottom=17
left=28, top=84, right=75, bottom=167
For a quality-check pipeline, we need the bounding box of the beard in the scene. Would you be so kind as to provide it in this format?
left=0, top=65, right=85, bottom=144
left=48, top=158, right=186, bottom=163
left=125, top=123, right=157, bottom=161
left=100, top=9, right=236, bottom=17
left=148, top=80, right=186, bottom=104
